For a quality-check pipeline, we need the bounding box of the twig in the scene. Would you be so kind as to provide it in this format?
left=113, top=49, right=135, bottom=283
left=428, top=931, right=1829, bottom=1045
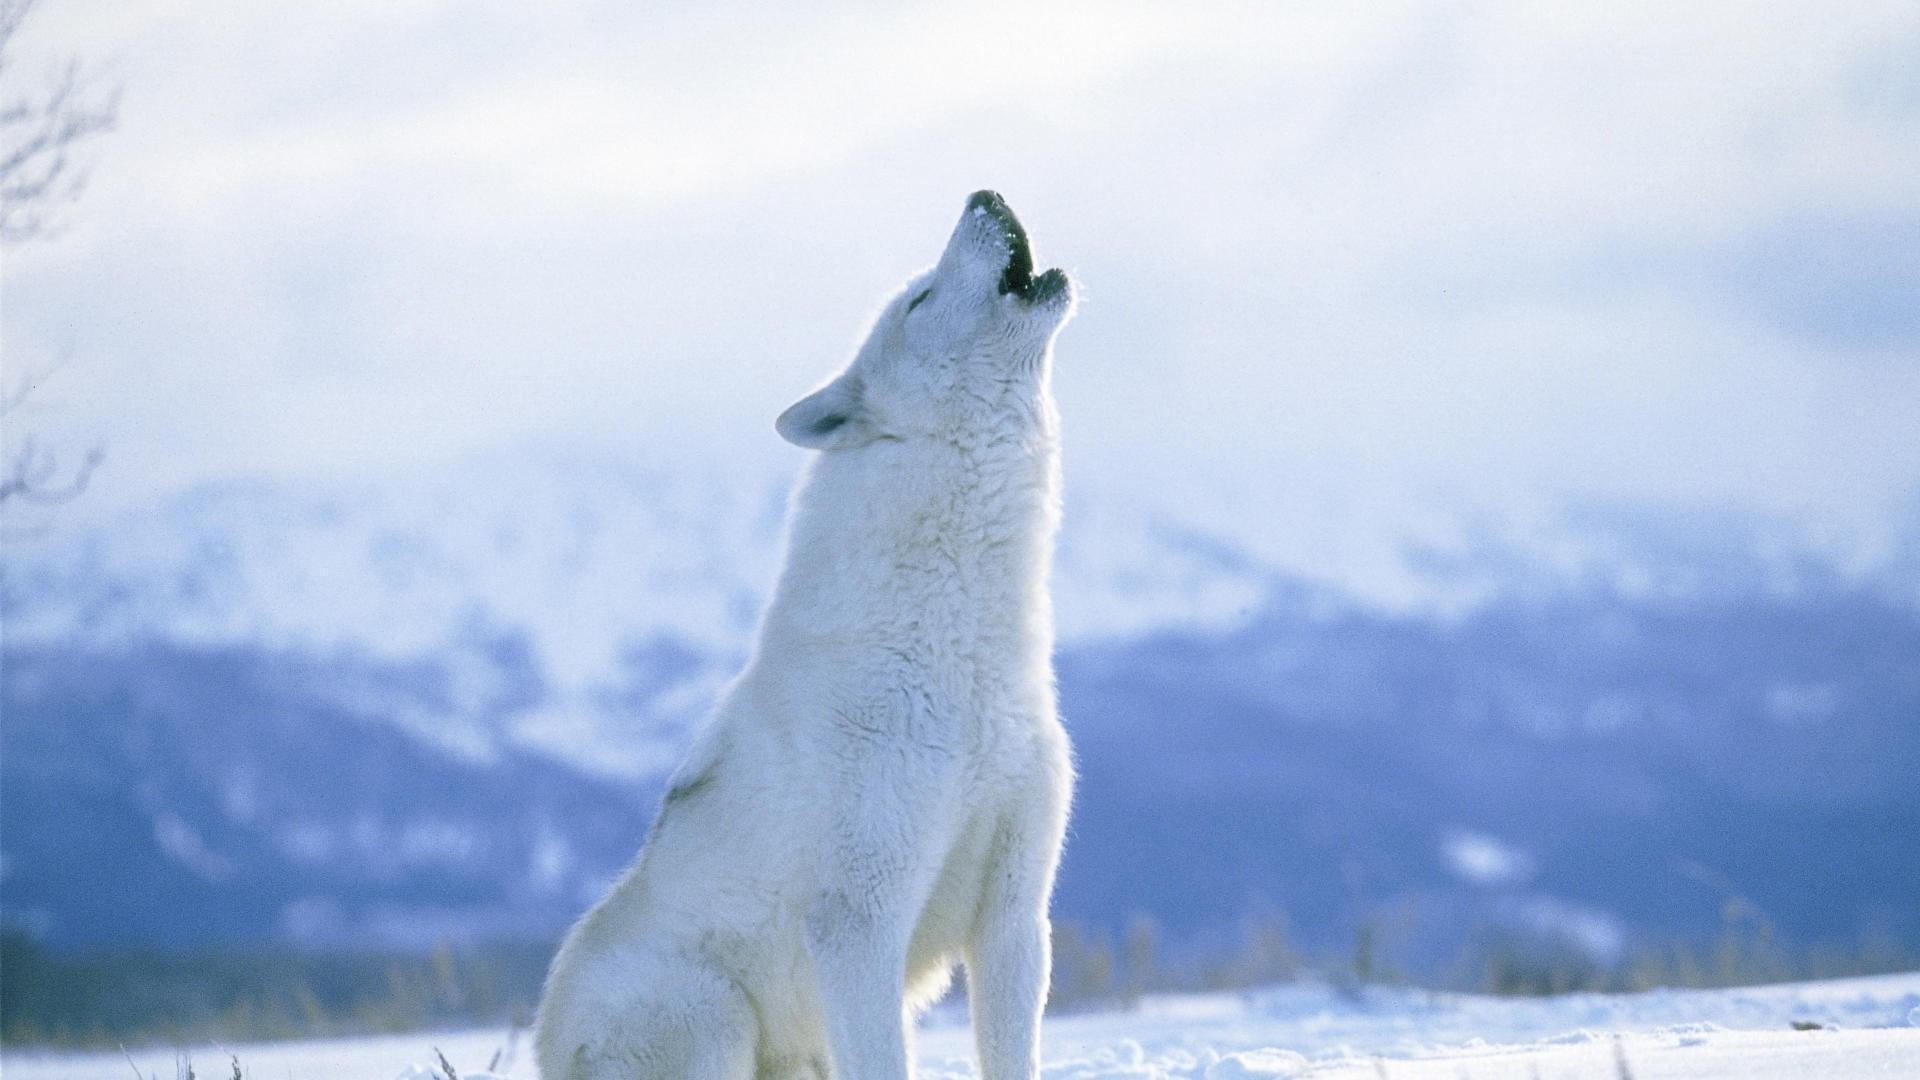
left=1613, top=1035, right=1637, bottom=1080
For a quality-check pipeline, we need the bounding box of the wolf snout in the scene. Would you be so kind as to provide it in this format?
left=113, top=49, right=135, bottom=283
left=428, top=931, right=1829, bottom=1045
left=954, top=190, right=1070, bottom=309
left=963, top=190, right=1035, bottom=297
left=967, top=189, right=1009, bottom=213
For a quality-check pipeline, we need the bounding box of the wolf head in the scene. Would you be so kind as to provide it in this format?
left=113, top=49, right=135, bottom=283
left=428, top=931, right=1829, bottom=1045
left=777, top=191, right=1075, bottom=452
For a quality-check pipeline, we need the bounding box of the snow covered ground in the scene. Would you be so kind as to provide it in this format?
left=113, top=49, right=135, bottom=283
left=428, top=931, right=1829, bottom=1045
left=10, top=972, right=1918, bottom=1080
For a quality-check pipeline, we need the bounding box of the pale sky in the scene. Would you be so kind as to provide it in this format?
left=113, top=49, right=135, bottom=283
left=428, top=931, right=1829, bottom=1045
left=6, top=1, right=1919, bottom=552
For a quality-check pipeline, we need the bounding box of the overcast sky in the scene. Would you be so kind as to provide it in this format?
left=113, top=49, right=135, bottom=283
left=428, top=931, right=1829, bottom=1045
left=7, top=1, right=1919, bottom=551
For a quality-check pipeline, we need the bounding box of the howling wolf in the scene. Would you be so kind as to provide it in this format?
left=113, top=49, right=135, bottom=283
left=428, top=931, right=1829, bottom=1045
left=536, top=191, right=1077, bottom=1080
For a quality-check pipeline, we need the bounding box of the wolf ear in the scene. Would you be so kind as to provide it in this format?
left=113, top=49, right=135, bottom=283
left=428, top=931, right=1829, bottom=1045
left=776, top=374, right=873, bottom=450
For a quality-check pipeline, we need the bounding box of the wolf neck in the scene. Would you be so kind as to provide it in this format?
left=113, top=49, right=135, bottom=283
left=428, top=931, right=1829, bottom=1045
left=765, top=424, right=1060, bottom=655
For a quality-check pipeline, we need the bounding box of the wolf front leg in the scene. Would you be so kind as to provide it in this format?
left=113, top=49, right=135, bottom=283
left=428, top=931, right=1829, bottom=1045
left=967, top=799, right=1068, bottom=1080
left=805, top=725, right=958, bottom=1080
left=807, top=883, right=917, bottom=1080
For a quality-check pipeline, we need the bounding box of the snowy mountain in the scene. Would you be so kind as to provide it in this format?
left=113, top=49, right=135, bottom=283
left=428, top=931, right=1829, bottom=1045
left=3, top=444, right=1917, bottom=972
left=2, top=443, right=1360, bottom=777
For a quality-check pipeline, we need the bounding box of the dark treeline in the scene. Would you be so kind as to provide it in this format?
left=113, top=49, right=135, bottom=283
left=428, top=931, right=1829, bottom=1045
left=0, top=932, right=550, bottom=1048
left=7, top=912, right=1915, bottom=1048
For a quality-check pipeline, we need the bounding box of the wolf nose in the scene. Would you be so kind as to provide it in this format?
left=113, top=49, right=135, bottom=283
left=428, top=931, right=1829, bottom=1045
left=967, top=189, right=1006, bottom=213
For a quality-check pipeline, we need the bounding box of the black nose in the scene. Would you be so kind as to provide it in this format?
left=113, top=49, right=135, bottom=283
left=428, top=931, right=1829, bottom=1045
left=967, top=189, right=1006, bottom=212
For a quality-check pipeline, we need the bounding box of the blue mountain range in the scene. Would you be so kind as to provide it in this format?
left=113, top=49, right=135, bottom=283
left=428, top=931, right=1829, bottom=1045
left=4, top=460, right=1916, bottom=977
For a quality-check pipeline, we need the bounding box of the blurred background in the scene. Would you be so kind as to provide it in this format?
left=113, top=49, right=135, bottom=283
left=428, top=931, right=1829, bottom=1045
left=3, top=0, right=1917, bottom=1047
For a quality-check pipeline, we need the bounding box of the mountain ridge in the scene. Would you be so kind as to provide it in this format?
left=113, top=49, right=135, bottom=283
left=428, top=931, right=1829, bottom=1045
left=4, top=450, right=1916, bottom=970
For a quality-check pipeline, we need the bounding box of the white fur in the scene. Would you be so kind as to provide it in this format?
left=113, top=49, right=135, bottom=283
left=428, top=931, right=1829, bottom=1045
left=536, top=193, right=1077, bottom=1080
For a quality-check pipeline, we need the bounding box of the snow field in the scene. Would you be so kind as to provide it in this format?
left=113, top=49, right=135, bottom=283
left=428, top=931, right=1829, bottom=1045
left=9, top=972, right=1916, bottom=1080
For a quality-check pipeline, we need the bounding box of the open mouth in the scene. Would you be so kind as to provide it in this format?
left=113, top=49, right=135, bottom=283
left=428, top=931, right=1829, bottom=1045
left=969, top=190, right=1068, bottom=304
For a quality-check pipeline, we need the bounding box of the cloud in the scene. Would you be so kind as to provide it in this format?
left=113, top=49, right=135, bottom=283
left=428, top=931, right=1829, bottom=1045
left=6, top=1, right=1917, bottom=555
left=1715, top=210, right=1920, bottom=350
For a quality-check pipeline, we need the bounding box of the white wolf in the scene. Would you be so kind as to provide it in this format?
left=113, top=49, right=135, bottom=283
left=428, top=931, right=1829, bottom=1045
left=535, top=191, right=1077, bottom=1080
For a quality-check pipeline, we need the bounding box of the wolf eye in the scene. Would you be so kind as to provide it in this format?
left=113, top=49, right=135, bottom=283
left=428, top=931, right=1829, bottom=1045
left=905, top=288, right=932, bottom=314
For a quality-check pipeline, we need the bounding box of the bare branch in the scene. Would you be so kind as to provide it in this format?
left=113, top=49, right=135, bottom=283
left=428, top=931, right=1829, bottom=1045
left=0, top=1, right=115, bottom=513
left=0, top=435, right=101, bottom=504
left=0, top=0, right=119, bottom=246
left=0, top=361, right=103, bottom=507
left=0, top=1, right=37, bottom=59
